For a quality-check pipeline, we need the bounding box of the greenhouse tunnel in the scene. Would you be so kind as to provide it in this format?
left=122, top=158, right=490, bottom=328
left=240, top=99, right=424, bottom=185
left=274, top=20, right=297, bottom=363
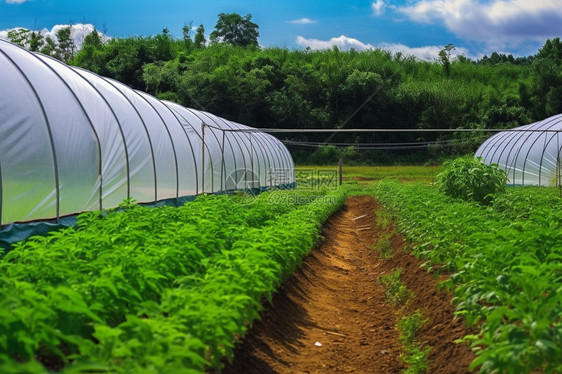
left=0, top=39, right=295, bottom=242
left=475, top=113, right=562, bottom=186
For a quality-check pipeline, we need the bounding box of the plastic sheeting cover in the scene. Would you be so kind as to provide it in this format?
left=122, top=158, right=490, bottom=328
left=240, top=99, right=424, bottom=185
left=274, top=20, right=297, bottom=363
left=0, top=40, right=295, bottom=225
left=475, top=114, right=562, bottom=186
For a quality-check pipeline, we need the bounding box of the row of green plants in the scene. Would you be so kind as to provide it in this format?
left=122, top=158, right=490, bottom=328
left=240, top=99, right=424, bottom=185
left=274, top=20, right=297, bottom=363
left=0, top=188, right=346, bottom=373
left=398, top=311, right=430, bottom=374
left=371, top=180, right=562, bottom=373
left=379, top=270, right=429, bottom=374
left=374, top=217, right=429, bottom=374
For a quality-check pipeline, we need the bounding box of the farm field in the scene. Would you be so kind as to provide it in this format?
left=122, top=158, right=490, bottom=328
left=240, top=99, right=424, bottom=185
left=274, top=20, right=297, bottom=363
left=0, top=188, right=345, bottom=373
left=3, top=9, right=562, bottom=374
left=227, top=165, right=561, bottom=373
left=1, top=165, right=561, bottom=373
left=369, top=181, right=562, bottom=373
left=225, top=195, right=475, bottom=373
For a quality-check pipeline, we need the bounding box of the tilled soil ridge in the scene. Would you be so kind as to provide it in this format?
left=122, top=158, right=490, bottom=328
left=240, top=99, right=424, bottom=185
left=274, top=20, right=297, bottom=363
left=225, top=195, right=474, bottom=373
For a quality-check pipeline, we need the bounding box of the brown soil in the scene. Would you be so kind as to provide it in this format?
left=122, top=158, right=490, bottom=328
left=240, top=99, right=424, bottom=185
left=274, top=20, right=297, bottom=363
left=224, top=196, right=475, bottom=374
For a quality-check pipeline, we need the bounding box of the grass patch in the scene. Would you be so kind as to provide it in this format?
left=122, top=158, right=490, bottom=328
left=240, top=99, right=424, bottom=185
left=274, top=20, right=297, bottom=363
left=375, top=209, right=393, bottom=229
left=398, top=311, right=431, bottom=374
left=294, top=165, right=441, bottom=186
left=341, top=165, right=440, bottom=182
left=370, top=234, right=393, bottom=259
left=379, top=269, right=412, bottom=307
left=378, top=268, right=430, bottom=372
left=403, top=345, right=431, bottom=374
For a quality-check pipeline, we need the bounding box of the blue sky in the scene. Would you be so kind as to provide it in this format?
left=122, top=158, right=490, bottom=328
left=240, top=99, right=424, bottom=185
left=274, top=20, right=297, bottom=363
left=1, top=0, right=562, bottom=60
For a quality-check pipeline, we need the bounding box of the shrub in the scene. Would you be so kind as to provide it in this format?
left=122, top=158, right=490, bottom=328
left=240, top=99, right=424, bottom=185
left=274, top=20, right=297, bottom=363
left=437, top=156, right=506, bottom=205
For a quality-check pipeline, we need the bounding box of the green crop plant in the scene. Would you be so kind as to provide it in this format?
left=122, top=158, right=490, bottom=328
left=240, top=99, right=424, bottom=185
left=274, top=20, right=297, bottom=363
left=379, top=269, right=412, bottom=307
left=402, top=346, right=431, bottom=374
left=398, top=310, right=427, bottom=346
left=437, top=156, right=507, bottom=205
left=375, top=208, right=393, bottom=229
left=0, top=187, right=347, bottom=373
left=397, top=310, right=431, bottom=374
left=371, top=234, right=393, bottom=259
left=372, top=180, right=562, bottom=373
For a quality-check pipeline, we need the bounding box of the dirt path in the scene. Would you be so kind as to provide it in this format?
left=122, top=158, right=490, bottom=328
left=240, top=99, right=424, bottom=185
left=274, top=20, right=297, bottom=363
left=225, top=196, right=474, bottom=373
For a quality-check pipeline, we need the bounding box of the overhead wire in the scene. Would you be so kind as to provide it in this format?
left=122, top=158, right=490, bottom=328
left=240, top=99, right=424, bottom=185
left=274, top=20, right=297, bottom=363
left=281, top=137, right=487, bottom=151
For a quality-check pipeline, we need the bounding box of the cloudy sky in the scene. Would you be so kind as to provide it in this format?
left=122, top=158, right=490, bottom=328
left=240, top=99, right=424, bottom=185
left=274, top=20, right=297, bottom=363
left=1, top=0, right=561, bottom=60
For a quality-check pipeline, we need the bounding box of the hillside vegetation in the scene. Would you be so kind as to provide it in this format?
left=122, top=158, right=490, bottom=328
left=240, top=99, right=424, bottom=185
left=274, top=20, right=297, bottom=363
left=10, top=20, right=562, bottom=164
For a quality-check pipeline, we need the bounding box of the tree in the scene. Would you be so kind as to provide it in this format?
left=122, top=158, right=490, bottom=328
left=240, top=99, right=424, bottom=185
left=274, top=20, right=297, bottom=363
left=182, top=21, right=194, bottom=52
left=194, top=24, right=206, bottom=48
left=533, top=38, right=562, bottom=116
left=537, top=38, right=562, bottom=60
left=153, top=28, right=174, bottom=61
left=40, top=36, right=57, bottom=56
left=439, top=43, right=455, bottom=77
left=71, top=29, right=104, bottom=70
left=143, top=60, right=180, bottom=98
left=55, top=26, right=76, bottom=62
left=210, top=13, right=259, bottom=47
left=83, top=29, right=103, bottom=49
left=7, top=28, right=30, bottom=47
left=546, top=86, right=562, bottom=115
left=98, top=37, right=155, bottom=89
left=29, top=31, right=44, bottom=52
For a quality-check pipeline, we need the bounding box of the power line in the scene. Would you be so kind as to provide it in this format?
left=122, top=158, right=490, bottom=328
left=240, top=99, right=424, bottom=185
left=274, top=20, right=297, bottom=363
left=202, top=123, right=562, bottom=135
left=282, top=138, right=482, bottom=147
left=261, top=128, right=562, bottom=133
left=282, top=137, right=484, bottom=151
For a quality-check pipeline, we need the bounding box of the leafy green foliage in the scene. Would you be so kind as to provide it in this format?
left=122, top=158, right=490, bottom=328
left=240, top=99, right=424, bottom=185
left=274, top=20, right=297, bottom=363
left=398, top=310, right=431, bottom=374
left=372, top=181, right=562, bottom=373
left=438, top=43, right=455, bottom=77
left=398, top=310, right=427, bottom=346
left=11, top=25, right=559, bottom=164
left=379, top=268, right=429, bottom=372
left=6, top=27, right=72, bottom=62
left=379, top=269, right=412, bottom=306
left=375, top=208, right=393, bottom=229
left=66, top=30, right=555, bottom=164
left=6, top=28, right=31, bottom=48
left=403, top=346, right=431, bottom=374
left=194, top=24, right=206, bottom=49
left=370, top=234, right=393, bottom=259
left=437, top=156, right=507, bottom=205
left=54, top=26, right=75, bottom=63
left=0, top=188, right=346, bottom=372
left=533, top=38, right=562, bottom=117
left=210, top=13, right=259, bottom=47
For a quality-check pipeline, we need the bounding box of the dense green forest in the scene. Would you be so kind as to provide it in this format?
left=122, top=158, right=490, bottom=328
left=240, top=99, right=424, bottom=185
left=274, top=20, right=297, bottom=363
left=7, top=15, right=562, bottom=164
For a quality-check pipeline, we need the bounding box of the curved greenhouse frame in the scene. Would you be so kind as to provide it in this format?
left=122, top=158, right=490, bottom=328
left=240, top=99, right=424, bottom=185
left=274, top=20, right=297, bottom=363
left=0, top=40, right=295, bottom=225
left=475, top=114, right=562, bottom=186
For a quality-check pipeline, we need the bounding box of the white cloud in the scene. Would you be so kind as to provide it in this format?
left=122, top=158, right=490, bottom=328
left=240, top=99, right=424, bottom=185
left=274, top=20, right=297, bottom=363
left=6, top=0, right=29, bottom=3
left=0, top=24, right=111, bottom=49
left=288, top=18, right=317, bottom=25
left=296, top=35, right=480, bottom=60
left=378, top=42, right=479, bottom=60
left=372, top=0, right=387, bottom=16
left=0, top=29, right=13, bottom=40
left=397, top=0, right=562, bottom=47
left=296, top=35, right=375, bottom=51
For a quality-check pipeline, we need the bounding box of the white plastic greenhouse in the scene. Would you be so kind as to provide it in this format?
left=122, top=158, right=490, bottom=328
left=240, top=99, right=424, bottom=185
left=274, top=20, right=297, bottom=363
left=0, top=39, right=295, bottom=226
left=475, top=113, right=562, bottom=186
